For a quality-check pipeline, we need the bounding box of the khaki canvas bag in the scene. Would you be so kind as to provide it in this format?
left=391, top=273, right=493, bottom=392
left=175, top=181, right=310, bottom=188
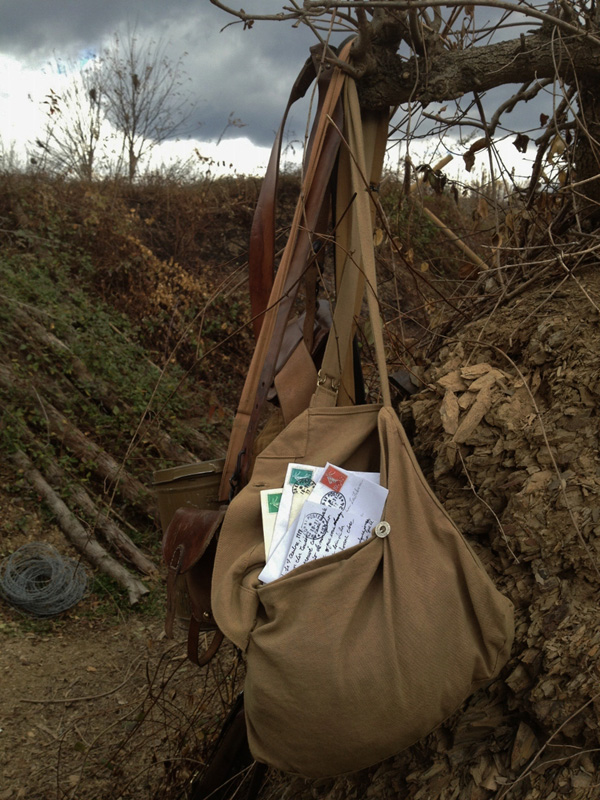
left=212, top=74, right=514, bottom=779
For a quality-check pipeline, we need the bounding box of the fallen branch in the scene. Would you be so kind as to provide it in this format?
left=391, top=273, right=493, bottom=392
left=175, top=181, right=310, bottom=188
left=411, top=198, right=490, bottom=272
left=11, top=418, right=157, bottom=575
left=10, top=450, right=149, bottom=605
left=0, top=362, right=156, bottom=520
left=39, top=400, right=157, bottom=519
left=45, top=460, right=157, bottom=576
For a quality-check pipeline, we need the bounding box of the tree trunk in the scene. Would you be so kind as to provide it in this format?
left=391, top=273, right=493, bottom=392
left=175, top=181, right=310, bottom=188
left=575, top=81, right=600, bottom=225
left=358, top=29, right=600, bottom=109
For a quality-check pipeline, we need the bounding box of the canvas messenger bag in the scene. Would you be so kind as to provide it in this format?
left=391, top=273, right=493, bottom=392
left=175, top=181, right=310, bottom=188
left=210, top=63, right=515, bottom=778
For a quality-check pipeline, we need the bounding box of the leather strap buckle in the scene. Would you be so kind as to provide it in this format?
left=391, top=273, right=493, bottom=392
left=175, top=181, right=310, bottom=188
left=317, top=370, right=340, bottom=392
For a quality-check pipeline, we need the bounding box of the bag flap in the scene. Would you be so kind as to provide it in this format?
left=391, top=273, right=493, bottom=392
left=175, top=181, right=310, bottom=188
left=162, top=506, right=226, bottom=574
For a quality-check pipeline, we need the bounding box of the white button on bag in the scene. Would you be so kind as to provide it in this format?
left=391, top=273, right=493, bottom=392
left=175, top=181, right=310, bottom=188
left=374, top=521, right=391, bottom=538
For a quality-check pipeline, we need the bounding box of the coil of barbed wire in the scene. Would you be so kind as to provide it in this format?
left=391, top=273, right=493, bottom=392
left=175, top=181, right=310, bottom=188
left=0, top=542, right=89, bottom=617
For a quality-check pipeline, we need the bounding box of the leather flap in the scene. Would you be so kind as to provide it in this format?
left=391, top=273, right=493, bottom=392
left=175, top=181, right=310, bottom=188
left=162, top=506, right=226, bottom=574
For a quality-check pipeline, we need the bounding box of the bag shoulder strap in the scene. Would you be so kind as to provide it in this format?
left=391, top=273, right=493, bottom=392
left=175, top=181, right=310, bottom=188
left=218, top=43, right=354, bottom=501
left=248, top=45, right=325, bottom=339
left=312, top=79, right=391, bottom=408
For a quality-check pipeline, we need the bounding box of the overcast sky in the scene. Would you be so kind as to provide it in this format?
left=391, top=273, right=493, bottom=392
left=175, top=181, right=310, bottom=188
left=0, top=0, right=550, bottom=180
left=0, top=0, right=328, bottom=173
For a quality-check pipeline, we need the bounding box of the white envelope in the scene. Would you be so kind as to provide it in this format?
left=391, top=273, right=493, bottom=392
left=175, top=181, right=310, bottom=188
left=260, top=488, right=282, bottom=555
left=307, top=463, right=388, bottom=521
left=279, top=500, right=376, bottom=578
left=267, top=463, right=324, bottom=558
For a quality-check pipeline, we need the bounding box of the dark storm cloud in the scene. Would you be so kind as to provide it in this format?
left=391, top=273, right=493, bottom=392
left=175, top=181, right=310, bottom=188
left=0, top=0, right=321, bottom=146
left=0, top=1, right=546, bottom=152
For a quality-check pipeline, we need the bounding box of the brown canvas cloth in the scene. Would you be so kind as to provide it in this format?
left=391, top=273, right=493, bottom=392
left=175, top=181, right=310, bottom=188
left=211, top=76, right=514, bottom=779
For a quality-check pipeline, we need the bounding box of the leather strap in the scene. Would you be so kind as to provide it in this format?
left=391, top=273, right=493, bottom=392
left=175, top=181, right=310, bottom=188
left=187, top=621, right=224, bottom=667
left=248, top=43, right=333, bottom=339
left=163, top=506, right=226, bottom=663
left=219, top=43, right=354, bottom=501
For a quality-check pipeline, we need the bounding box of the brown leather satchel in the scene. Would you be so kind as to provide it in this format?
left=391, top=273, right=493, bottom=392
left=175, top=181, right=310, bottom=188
left=162, top=506, right=225, bottom=666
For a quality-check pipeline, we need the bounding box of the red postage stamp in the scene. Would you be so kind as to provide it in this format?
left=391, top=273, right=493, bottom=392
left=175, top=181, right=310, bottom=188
left=320, top=465, right=347, bottom=493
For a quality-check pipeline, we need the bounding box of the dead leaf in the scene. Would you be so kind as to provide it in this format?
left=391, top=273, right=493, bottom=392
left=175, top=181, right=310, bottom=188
left=548, top=134, right=565, bottom=160
left=440, top=390, right=460, bottom=435
left=540, top=113, right=549, bottom=126
left=469, top=369, right=506, bottom=392
left=513, top=133, right=529, bottom=153
left=438, top=370, right=468, bottom=392
left=453, top=385, right=494, bottom=443
left=463, top=137, right=489, bottom=172
left=460, top=363, right=491, bottom=380
left=510, top=721, right=539, bottom=770
left=373, top=227, right=384, bottom=247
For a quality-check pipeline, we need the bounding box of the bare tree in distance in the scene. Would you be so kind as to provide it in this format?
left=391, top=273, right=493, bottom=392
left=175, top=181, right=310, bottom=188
left=102, top=29, right=196, bottom=181
left=211, top=0, right=600, bottom=228
left=34, top=57, right=111, bottom=180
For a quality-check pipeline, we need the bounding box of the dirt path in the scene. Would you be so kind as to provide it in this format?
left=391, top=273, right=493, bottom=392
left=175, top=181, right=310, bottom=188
left=0, top=472, right=241, bottom=800
left=0, top=612, right=243, bottom=800
left=0, top=616, right=162, bottom=799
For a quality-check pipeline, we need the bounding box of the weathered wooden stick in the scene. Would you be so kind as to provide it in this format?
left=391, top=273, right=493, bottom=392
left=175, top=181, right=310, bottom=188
left=46, top=464, right=158, bottom=576
left=11, top=422, right=158, bottom=576
left=419, top=204, right=490, bottom=272
left=11, top=450, right=149, bottom=605
left=40, top=401, right=157, bottom=518
left=408, top=154, right=490, bottom=272
left=0, top=361, right=157, bottom=520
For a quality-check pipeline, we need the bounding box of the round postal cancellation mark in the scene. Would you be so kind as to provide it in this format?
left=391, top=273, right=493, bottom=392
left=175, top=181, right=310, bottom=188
left=320, top=491, right=346, bottom=510
left=299, top=512, right=328, bottom=540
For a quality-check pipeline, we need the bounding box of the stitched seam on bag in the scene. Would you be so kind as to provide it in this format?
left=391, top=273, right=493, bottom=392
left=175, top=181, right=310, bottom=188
left=308, top=404, right=382, bottom=417
left=488, top=603, right=514, bottom=675
left=239, top=542, right=263, bottom=594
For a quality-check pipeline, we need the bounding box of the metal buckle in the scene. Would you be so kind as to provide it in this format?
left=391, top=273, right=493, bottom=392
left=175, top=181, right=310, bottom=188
left=316, top=370, right=340, bottom=392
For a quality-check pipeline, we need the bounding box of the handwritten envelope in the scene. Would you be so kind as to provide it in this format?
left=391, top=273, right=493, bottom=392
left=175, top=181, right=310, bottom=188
left=279, top=500, right=377, bottom=578
left=307, top=463, right=388, bottom=522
